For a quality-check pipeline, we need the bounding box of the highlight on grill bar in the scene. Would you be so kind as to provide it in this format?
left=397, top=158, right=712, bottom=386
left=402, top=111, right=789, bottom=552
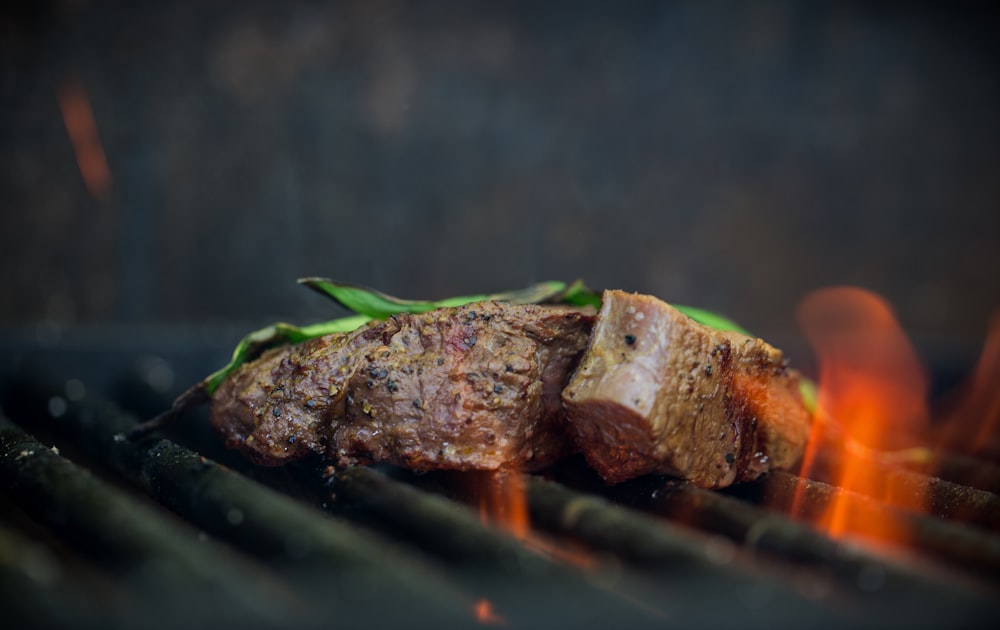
left=2, top=307, right=999, bottom=630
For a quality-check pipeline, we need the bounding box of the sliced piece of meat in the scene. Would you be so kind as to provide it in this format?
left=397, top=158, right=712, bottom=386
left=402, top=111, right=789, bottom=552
left=561, top=290, right=811, bottom=488
left=211, top=301, right=594, bottom=471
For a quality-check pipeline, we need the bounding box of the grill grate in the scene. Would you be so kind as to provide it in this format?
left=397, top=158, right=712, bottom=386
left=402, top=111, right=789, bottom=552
left=2, top=358, right=998, bottom=628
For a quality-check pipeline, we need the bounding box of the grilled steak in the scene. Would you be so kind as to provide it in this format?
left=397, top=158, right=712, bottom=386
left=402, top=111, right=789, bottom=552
left=562, top=290, right=811, bottom=488
left=211, top=302, right=594, bottom=471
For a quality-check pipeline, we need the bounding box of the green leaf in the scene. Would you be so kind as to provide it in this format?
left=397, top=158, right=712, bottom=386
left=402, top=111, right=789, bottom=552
left=555, top=279, right=603, bottom=309
left=204, top=280, right=588, bottom=396
left=298, top=279, right=450, bottom=318
left=672, top=304, right=751, bottom=336
left=137, top=278, right=818, bottom=439
left=204, top=315, right=373, bottom=394
left=484, top=280, right=576, bottom=305
left=521, top=279, right=750, bottom=335
left=298, top=278, right=576, bottom=317
left=300, top=278, right=756, bottom=336
left=207, top=279, right=815, bottom=408
left=798, top=378, right=818, bottom=415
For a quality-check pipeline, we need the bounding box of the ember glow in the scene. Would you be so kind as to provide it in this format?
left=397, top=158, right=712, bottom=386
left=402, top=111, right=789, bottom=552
left=57, top=79, right=113, bottom=202
left=476, top=471, right=593, bottom=570
left=477, top=471, right=529, bottom=539
left=793, top=287, right=930, bottom=543
left=473, top=598, right=505, bottom=625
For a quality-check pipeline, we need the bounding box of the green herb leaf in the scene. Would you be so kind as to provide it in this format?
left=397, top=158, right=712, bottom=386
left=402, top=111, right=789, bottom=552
left=555, top=279, right=603, bottom=309
left=298, top=278, right=576, bottom=316
left=298, top=279, right=448, bottom=317
left=798, top=378, right=818, bottom=415
left=209, top=279, right=796, bottom=398
left=672, top=304, right=751, bottom=336
left=204, top=315, right=372, bottom=394
left=133, top=277, right=817, bottom=441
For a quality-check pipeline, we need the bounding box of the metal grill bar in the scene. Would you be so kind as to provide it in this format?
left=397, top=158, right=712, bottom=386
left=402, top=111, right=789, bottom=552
left=922, top=452, right=1000, bottom=496
left=1, top=376, right=484, bottom=627
left=0, top=412, right=295, bottom=628
left=743, top=470, right=1000, bottom=580
left=802, top=444, right=1000, bottom=532
left=2, top=367, right=998, bottom=628
left=330, top=465, right=668, bottom=627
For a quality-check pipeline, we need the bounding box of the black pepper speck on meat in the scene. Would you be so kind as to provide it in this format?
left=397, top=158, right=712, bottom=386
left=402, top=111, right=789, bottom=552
left=211, top=302, right=594, bottom=471
left=562, top=290, right=811, bottom=488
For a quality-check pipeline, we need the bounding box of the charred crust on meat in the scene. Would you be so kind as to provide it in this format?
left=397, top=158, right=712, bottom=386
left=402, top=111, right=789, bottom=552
left=208, top=293, right=806, bottom=486
left=560, top=290, right=810, bottom=489
left=211, top=302, right=588, bottom=470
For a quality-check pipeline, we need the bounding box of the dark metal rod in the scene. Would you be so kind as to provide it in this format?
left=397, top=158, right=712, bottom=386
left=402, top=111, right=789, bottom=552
left=0, top=412, right=294, bottom=627
left=406, top=468, right=994, bottom=625
left=805, top=444, right=1000, bottom=533
left=886, top=467, right=1000, bottom=533
left=756, top=470, right=1000, bottom=581
left=610, top=473, right=999, bottom=595
left=1, top=376, right=468, bottom=624
left=527, top=475, right=733, bottom=566
left=333, top=466, right=546, bottom=566
left=523, top=476, right=842, bottom=624
left=922, top=450, right=1000, bottom=497
left=0, top=520, right=114, bottom=627
left=331, top=465, right=664, bottom=628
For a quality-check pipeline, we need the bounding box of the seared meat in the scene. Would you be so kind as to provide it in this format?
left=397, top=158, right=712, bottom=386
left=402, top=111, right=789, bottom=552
left=209, top=289, right=809, bottom=486
left=562, top=290, right=811, bottom=488
left=211, top=302, right=594, bottom=471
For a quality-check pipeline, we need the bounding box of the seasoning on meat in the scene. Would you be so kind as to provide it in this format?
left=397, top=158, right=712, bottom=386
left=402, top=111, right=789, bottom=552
left=561, top=290, right=811, bottom=488
left=210, top=301, right=594, bottom=471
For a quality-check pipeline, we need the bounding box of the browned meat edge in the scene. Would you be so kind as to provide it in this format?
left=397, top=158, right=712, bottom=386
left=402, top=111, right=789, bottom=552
left=211, top=301, right=594, bottom=472
left=562, top=290, right=811, bottom=488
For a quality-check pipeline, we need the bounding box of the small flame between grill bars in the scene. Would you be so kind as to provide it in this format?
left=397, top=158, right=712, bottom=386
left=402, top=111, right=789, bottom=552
left=1, top=368, right=998, bottom=629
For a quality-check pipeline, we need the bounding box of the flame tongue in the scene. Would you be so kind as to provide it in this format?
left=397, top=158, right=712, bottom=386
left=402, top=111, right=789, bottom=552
left=798, top=287, right=929, bottom=447
left=938, top=312, right=1000, bottom=457
left=58, top=79, right=113, bottom=202
left=795, top=287, right=930, bottom=543
left=477, top=471, right=529, bottom=539
left=474, top=470, right=594, bottom=571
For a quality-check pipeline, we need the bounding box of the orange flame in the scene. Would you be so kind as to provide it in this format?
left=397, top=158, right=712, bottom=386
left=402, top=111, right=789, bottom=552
left=937, top=311, right=1000, bottom=457
left=794, top=287, right=930, bottom=543
left=478, top=471, right=529, bottom=539
left=57, top=79, right=113, bottom=202
left=475, top=471, right=593, bottom=570
left=473, top=598, right=505, bottom=625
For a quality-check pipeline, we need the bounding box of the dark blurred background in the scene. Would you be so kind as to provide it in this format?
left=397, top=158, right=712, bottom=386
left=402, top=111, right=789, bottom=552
left=2, top=0, right=998, bottom=385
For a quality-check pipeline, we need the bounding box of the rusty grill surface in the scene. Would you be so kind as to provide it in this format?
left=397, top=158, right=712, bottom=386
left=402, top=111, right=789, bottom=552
left=1, top=333, right=998, bottom=628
